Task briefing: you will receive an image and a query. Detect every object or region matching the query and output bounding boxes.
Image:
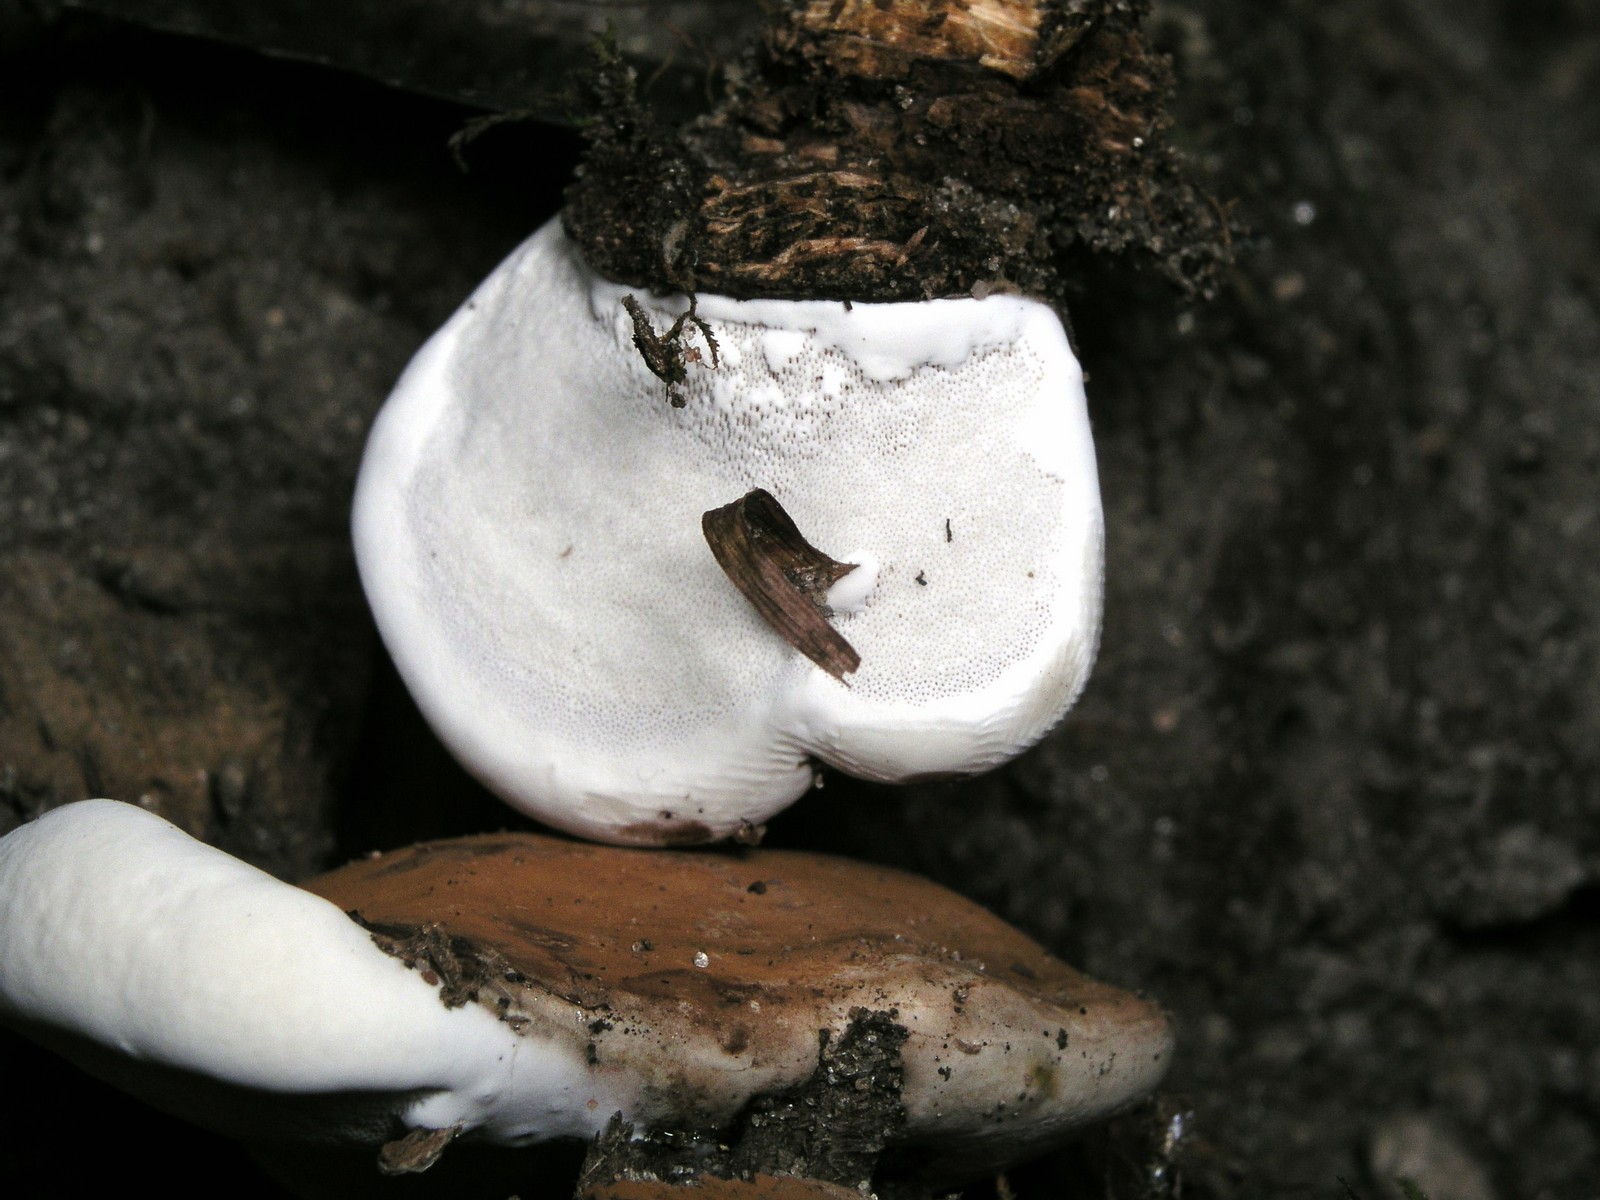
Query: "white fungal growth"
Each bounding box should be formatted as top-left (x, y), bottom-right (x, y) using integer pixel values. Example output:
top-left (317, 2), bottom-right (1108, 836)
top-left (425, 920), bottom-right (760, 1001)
top-left (353, 218), bottom-right (1103, 844)
top-left (0, 800), bottom-right (617, 1146)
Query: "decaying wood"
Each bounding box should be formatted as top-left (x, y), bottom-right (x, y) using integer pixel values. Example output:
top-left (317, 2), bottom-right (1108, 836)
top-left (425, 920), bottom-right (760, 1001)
top-left (565, 0), bottom-right (1237, 307)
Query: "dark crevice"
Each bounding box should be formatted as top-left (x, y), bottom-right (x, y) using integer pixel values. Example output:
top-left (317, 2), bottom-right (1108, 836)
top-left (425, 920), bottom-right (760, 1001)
top-left (1438, 882), bottom-right (1600, 949)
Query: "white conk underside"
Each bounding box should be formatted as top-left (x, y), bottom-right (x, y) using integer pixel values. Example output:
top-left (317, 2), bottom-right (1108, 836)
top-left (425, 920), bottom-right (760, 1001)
top-left (0, 802), bottom-right (605, 1146)
top-left (354, 219), bottom-right (1103, 844)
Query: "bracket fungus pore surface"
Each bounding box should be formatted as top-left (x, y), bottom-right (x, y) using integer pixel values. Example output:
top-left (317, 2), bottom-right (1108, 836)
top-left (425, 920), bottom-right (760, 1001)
top-left (0, 801), bottom-right (1172, 1185)
top-left (352, 218), bottom-right (1103, 845)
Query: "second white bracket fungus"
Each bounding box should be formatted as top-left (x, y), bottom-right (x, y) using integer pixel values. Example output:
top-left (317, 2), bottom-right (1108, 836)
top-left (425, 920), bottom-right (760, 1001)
top-left (0, 802), bottom-right (588, 1150)
top-left (354, 218), bottom-right (1103, 845)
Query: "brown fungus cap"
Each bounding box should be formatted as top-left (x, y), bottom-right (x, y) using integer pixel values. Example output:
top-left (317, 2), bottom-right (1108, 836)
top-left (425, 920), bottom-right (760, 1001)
top-left (563, 0), bottom-right (1235, 306)
top-left (307, 832), bottom-right (1171, 1179)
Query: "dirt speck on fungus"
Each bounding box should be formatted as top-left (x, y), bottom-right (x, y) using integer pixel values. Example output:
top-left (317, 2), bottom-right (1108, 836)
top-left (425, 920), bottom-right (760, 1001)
top-left (578, 1008), bottom-right (910, 1194)
top-left (728, 1009), bottom-right (908, 1184)
top-left (347, 912), bottom-right (503, 1010)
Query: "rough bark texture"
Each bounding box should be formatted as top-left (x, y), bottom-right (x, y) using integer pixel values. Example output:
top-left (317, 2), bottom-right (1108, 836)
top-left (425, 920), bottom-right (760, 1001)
top-left (2, 2), bottom-right (1599, 1199)
top-left (564, 0), bottom-right (1234, 306)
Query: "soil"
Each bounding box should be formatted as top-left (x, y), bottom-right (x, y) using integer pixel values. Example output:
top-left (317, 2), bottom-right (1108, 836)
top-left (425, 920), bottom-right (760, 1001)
top-left (577, 1010), bottom-right (908, 1192)
top-left (2, 2), bottom-right (1598, 1199)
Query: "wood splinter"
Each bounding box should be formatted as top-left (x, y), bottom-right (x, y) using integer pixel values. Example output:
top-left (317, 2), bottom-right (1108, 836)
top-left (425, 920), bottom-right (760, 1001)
top-left (702, 489), bottom-right (861, 680)
top-left (377, 1123), bottom-right (462, 1176)
top-left (621, 294), bottom-right (720, 407)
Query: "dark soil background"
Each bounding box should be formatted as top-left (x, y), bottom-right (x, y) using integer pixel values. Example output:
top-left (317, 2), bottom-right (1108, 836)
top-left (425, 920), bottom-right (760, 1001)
top-left (2, 1), bottom-right (1597, 1197)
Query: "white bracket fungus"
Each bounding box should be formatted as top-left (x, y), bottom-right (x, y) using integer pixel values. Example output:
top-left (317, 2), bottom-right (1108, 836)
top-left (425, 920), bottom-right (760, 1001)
top-left (0, 801), bottom-right (1169, 1181)
top-left (0, 801), bottom-right (599, 1150)
top-left (353, 217), bottom-right (1103, 844)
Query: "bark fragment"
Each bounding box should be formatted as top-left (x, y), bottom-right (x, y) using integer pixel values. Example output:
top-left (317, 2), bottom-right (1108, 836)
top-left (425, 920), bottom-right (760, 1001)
top-left (702, 489), bottom-right (860, 681)
top-left (565, 0), bottom-right (1236, 307)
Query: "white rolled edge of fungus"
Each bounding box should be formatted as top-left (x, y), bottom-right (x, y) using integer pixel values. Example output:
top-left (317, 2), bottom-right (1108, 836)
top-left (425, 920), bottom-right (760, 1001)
top-left (0, 800), bottom-right (624, 1147)
top-left (353, 217), bottom-right (1104, 844)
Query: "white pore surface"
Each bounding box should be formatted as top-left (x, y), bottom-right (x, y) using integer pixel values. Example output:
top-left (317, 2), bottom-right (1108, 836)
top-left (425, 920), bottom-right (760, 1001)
top-left (354, 218), bottom-right (1103, 843)
top-left (0, 801), bottom-right (625, 1145)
